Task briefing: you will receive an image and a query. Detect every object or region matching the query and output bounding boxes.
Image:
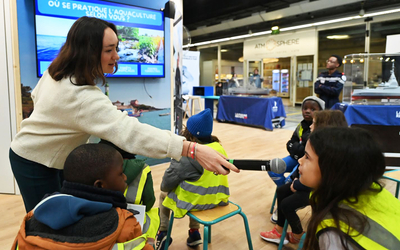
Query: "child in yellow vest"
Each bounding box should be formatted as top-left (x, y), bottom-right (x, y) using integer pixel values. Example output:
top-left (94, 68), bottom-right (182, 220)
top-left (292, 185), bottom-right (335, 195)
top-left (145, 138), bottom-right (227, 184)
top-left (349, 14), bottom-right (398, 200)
top-left (301, 127), bottom-right (400, 249)
top-left (156, 109), bottom-right (230, 250)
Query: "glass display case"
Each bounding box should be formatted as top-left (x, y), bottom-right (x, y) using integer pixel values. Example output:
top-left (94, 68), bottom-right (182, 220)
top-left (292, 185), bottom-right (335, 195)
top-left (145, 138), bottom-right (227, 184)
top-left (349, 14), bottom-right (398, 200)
top-left (342, 53), bottom-right (400, 105)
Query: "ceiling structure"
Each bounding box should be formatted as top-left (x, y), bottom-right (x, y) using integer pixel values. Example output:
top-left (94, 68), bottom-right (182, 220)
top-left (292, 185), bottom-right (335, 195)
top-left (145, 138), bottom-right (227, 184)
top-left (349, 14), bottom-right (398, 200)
top-left (182, 0), bottom-right (400, 45)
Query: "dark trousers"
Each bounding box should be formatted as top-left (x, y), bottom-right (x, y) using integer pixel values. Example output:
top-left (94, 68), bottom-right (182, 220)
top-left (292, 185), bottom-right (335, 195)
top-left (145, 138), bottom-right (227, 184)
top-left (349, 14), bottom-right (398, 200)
top-left (9, 148), bottom-right (63, 213)
top-left (276, 183), bottom-right (310, 234)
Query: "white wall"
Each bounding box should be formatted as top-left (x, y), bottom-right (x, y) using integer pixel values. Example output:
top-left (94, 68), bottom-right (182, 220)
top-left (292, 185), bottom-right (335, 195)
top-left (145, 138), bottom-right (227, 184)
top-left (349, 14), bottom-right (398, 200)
top-left (0, 0), bottom-right (16, 194)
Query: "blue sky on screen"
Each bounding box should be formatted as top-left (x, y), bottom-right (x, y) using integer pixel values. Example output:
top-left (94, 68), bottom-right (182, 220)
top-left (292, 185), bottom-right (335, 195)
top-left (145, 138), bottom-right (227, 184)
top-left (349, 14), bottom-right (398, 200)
top-left (36, 16), bottom-right (74, 37)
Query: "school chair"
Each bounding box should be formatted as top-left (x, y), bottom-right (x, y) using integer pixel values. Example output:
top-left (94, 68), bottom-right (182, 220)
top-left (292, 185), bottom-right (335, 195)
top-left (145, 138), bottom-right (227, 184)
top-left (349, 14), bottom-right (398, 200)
top-left (382, 169), bottom-right (400, 198)
top-left (164, 201), bottom-right (253, 250)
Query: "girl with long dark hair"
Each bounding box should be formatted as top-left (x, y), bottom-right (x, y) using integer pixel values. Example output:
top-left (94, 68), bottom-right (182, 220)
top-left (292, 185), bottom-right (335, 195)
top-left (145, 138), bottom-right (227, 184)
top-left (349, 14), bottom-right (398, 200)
top-left (300, 127), bottom-right (400, 249)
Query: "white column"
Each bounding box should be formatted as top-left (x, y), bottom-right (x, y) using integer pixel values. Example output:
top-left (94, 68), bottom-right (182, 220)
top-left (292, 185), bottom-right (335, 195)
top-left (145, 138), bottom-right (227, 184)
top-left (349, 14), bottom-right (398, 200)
top-left (0, 0), bottom-right (19, 194)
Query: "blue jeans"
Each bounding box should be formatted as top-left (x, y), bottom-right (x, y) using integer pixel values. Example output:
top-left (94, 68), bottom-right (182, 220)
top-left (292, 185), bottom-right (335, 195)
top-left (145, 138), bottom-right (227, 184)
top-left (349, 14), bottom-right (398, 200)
top-left (267, 155), bottom-right (298, 187)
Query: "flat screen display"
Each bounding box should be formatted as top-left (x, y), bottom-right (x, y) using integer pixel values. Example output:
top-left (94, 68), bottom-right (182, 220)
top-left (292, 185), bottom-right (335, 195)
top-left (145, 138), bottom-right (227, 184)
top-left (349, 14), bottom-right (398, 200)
top-left (34, 0), bottom-right (165, 77)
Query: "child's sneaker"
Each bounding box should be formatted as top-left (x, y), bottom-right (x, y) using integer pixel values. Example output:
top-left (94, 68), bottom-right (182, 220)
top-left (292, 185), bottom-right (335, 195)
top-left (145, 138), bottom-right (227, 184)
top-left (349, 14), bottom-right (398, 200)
top-left (270, 209), bottom-right (278, 224)
top-left (260, 227), bottom-right (288, 245)
top-left (186, 229), bottom-right (202, 247)
top-left (155, 231), bottom-right (172, 250)
top-left (286, 231), bottom-right (304, 244)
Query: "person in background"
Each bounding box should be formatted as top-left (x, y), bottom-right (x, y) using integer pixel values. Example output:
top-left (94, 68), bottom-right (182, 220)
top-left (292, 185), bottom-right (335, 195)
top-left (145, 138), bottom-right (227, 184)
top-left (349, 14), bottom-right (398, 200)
top-left (9, 16), bottom-right (238, 213)
top-left (229, 73), bottom-right (240, 88)
top-left (301, 127), bottom-right (400, 249)
top-left (250, 69), bottom-right (262, 88)
top-left (261, 110), bottom-right (348, 246)
top-left (268, 96), bottom-right (325, 191)
top-left (314, 55), bottom-right (345, 109)
top-left (156, 109), bottom-right (230, 250)
top-left (13, 143), bottom-right (153, 250)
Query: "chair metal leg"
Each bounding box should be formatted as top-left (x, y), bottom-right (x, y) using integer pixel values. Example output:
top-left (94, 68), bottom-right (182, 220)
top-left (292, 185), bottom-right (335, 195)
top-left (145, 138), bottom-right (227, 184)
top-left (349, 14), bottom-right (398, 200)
top-left (239, 211), bottom-right (254, 250)
top-left (203, 225), bottom-right (209, 250)
top-left (165, 211), bottom-right (174, 250)
top-left (208, 225), bottom-right (211, 243)
top-left (278, 220), bottom-right (289, 250)
top-left (396, 182), bottom-right (399, 198)
top-left (270, 189), bottom-right (277, 214)
top-left (297, 232), bottom-right (306, 250)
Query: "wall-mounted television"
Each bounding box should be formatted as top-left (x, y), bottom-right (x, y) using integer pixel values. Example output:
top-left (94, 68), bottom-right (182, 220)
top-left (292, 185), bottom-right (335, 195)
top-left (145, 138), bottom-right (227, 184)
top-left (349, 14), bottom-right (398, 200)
top-left (34, 0), bottom-right (165, 77)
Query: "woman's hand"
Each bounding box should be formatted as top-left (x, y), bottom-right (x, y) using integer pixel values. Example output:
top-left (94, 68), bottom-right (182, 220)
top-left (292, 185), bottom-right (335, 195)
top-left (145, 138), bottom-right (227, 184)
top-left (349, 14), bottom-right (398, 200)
top-left (194, 143), bottom-right (239, 175)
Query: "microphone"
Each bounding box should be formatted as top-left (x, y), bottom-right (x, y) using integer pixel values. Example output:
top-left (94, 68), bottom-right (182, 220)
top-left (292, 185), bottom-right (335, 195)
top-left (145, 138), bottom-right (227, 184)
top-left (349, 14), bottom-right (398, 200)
top-left (227, 158), bottom-right (286, 174)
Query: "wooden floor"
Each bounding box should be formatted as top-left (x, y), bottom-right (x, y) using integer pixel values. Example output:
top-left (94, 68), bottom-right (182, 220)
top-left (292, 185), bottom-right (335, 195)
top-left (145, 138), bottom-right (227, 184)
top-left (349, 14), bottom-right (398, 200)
top-left (1, 119), bottom-right (397, 250)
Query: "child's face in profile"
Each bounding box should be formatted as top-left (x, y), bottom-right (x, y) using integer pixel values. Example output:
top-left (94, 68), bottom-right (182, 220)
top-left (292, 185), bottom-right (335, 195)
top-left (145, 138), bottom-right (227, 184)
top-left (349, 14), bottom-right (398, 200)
top-left (298, 141), bottom-right (321, 189)
top-left (99, 152), bottom-right (127, 193)
top-left (302, 101), bottom-right (321, 122)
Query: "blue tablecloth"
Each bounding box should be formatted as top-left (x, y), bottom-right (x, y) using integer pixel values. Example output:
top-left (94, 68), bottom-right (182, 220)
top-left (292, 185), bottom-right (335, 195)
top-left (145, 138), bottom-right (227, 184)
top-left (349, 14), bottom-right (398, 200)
top-left (332, 103), bottom-right (400, 126)
top-left (217, 96), bottom-right (286, 130)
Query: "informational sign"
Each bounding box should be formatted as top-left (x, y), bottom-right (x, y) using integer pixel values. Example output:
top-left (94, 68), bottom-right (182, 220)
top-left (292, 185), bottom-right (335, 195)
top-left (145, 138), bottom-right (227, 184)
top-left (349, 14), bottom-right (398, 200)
top-left (182, 51), bottom-right (200, 96)
top-left (386, 34), bottom-right (400, 53)
top-left (244, 30), bottom-right (316, 59)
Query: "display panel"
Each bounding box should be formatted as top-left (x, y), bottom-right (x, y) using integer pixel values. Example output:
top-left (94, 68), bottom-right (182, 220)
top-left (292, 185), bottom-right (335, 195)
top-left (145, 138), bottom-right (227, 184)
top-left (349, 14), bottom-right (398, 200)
top-left (34, 0), bottom-right (165, 77)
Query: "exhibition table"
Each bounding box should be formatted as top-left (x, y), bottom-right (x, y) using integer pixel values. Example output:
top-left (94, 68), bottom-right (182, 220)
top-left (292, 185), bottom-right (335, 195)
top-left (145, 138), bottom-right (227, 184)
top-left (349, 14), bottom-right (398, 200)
top-left (332, 103), bottom-right (400, 169)
top-left (217, 96), bottom-right (286, 130)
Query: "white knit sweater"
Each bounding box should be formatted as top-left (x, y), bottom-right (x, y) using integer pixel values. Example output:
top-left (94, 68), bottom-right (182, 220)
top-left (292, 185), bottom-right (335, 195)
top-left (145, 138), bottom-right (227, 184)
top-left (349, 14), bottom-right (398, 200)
top-left (11, 71), bottom-right (184, 169)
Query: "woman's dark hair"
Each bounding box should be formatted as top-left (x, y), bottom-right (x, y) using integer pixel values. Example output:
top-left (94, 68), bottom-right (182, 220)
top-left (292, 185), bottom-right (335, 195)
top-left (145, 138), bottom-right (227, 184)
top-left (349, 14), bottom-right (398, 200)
top-left (181, 125), bottom-right (220, 144)
top-left (48, 16), bottom-right (118, 86)
top-left (313, 110), bottom-right (348, 131)
top-left (64, 143), bottom-right (122, 186)
top-left (304, 127), bottom-right (385, 249)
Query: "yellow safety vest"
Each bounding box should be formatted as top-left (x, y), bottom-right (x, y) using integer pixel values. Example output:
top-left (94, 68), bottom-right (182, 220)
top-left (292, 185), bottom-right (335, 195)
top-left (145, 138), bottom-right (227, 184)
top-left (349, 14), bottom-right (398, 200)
top-left (316, 184), bottom-right (400, 249)
top-left (124, 165), bottom-right (160, 239)
top-left (162, 142), bottom-right (230, 218)
top-left (111, 235), bottom-right (148, 250)
top-left (296, 123), bottom-right (303, 139)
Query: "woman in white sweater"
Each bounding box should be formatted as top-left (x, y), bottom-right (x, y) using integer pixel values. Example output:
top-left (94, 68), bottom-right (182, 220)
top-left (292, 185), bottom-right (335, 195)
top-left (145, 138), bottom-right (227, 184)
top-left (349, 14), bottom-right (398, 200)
top-left (10, 16), bottom-right (238, 213)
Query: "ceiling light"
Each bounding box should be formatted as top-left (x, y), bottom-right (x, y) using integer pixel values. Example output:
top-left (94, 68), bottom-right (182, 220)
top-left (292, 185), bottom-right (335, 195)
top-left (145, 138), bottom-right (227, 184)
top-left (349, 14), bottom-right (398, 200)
top-left (360, 59), bottom-right (364, 63)
top-left (327, 35), bottom-right (350, 39)
top-left (263, 58), bottom-right (279, 63)
top-left (238, 57), bottom-right (244, 62)
top-left (271, 26), bottom-right (280, 35)
top-left (359, 1), bottom-right (365, 17)
top-left (221, 49), bottom-right (228, 52)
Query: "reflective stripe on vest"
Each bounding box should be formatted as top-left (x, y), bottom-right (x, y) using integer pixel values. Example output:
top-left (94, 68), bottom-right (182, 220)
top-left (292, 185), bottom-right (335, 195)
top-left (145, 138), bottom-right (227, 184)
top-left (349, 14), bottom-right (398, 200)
top-left (123, 165), bottom-right (159, 238)
top-left (142, 207), bottom-right (160, 239)
top-left (316, 186), bottom-right (400, 249)
top-left (111, 234), bottom-right (147, 250)
top-left (163, 142), bottom-right (230, 218)
top-left (317, 76), bottom-right (345, 84)
top-left (124, 165), bottom-right (151, 205)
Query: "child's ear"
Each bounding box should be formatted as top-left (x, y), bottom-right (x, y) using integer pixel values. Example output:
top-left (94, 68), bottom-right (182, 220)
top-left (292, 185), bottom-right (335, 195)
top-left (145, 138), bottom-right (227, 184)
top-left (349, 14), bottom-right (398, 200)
top-left (94, 180), bottom-right (103, 188)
